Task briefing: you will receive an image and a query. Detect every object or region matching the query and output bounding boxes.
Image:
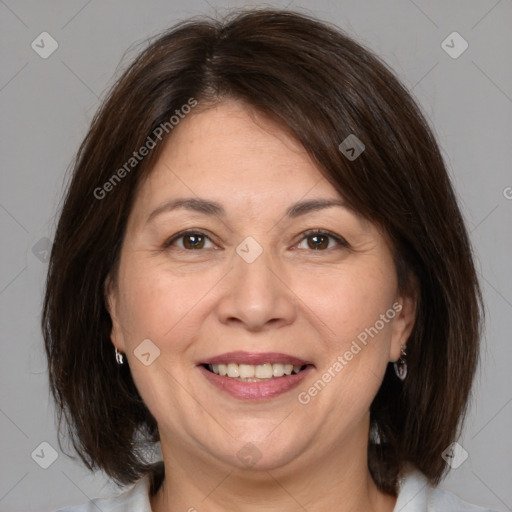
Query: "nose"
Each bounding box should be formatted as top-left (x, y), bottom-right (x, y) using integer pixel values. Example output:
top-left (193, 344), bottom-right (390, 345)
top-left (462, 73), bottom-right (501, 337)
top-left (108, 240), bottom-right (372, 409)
top-left (215, 246), bottom-right (297, 332)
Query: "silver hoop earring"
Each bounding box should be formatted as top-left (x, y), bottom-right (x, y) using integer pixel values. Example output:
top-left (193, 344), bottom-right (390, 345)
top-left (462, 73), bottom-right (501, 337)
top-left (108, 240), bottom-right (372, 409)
top-left (115, 348), bottom-right (124, 365)
top-left (393, 345), bottom-right (407, 381)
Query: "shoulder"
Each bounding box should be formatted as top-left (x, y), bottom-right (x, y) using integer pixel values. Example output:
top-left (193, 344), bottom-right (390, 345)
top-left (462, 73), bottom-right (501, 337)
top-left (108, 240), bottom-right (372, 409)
top-left (394, 466), bottom-right (500, 512)
top-left (54, 473), bottom-right (152, 512)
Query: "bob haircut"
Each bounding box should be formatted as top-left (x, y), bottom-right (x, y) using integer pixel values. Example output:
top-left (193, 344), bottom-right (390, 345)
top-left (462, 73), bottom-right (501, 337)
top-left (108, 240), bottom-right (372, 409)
top-left (42, 8), bottom-right (483, 496)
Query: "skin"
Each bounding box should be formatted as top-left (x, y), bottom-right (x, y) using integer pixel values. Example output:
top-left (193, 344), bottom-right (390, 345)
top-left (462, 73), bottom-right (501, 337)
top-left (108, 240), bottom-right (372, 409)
top-left (106, 99), bottom-right (417, 512)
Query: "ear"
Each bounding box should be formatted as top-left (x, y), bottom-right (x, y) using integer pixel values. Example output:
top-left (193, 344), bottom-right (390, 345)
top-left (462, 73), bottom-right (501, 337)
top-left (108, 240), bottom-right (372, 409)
top-left (104, 274), bottom-right (126, 353)
top-left (389, 276), bottom-right (418, 362)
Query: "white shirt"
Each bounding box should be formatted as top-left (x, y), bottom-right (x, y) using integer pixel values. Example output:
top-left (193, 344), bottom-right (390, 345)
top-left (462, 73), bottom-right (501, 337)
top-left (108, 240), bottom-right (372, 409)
top-left (55, 467), bottom-right (498, 511)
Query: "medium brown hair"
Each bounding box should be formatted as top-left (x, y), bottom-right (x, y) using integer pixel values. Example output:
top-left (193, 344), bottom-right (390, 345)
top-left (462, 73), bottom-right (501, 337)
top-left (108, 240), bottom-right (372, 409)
top-left (42, 8), bottom-right (483, 495)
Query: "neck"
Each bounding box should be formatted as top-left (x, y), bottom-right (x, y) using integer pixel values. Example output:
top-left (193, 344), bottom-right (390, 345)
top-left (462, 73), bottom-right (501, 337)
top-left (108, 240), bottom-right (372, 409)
top-left (151, 427), bottom-right (396, 512)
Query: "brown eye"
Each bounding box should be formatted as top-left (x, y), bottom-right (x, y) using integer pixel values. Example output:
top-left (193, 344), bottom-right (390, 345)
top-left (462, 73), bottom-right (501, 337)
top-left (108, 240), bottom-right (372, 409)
top-left (165, 231), bottom-right (215, 250)
top-left (306, 233), bottom-right (330, 250)
top-left (296, 230), bottom-right (348, 251)
top-left (182, 233), bottom-right (205, 249)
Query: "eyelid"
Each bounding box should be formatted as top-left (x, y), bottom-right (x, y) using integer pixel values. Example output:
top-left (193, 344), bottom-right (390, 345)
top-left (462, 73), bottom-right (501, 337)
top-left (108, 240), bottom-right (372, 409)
top-left (163, 229), bottom-right (218, 249)
top-left (294, 229), bottom-right (350, 250)
top-left (163, 228), bottom-right (349, 251)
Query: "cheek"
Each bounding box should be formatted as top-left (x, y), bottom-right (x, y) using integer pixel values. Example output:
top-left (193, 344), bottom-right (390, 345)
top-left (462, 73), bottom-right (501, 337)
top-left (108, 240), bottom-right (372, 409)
top-left (298, 272), bottom-right (398, 431)
top-left (117, 259), bottom-right (213, 343)
top-left (292, 260), bottom-right (398, 419)
top-left (115, 262), bottom-right (209, 427)
top-left (296, 262), bottom-right (397, 345)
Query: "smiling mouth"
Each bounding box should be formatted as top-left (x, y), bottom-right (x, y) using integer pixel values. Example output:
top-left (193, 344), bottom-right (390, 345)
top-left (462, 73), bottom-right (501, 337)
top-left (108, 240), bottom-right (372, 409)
top-left (199, 353), bottom-right (313, 400)
top-left (203, 362), bottom-right (309, 381)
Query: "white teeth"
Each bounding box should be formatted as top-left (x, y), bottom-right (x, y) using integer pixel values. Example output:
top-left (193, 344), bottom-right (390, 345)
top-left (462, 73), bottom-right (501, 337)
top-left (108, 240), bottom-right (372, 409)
top-left (255, 363), bottom-right (273, 379)
top-left (207, 362), bottom-right (305, 379)
top-left (239, 364), bottom-right (255, 379)
top-left (227, 363), bottom-right (240, 378)
top-left (273, 363), bottom-right (284, 377)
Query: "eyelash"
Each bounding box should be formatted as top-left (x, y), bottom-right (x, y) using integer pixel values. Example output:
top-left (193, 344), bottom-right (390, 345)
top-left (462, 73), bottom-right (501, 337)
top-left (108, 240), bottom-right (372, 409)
top-left (297, 229), bottom-right (350, 250)
top-left (163, 229), bottom-right (349, 252)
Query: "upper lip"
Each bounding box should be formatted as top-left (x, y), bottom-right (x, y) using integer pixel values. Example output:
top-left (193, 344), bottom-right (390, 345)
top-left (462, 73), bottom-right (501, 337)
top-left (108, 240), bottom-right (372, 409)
top-left (200, 351), bottom-right (312, 367)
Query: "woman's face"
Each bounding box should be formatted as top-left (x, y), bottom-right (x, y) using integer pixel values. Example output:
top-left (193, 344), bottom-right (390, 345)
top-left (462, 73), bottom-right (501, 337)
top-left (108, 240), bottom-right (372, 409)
top-left (107, 99), bottom-right (415, 475)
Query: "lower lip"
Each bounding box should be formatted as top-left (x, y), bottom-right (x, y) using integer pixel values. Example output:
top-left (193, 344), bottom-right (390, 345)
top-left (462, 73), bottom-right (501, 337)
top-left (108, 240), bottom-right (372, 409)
top-left (198, 365), bottom-right (313, 401)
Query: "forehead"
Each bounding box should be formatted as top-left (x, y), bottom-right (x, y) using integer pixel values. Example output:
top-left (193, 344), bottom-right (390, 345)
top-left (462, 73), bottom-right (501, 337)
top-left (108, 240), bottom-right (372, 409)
top-left (130, 100), bottom-right (342, 219)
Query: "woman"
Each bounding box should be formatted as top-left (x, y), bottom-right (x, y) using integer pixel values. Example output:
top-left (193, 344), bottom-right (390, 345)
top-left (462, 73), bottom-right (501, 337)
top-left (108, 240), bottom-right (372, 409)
top-left (43, 8), bottom-right (495, 512)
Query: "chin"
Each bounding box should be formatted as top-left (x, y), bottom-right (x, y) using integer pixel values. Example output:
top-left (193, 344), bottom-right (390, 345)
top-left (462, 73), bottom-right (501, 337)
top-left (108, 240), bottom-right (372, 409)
top-left (208, 431), bottom-right (310, 473)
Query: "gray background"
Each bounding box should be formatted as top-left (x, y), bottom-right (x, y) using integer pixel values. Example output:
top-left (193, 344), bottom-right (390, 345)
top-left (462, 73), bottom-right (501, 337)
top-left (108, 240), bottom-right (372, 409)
top-left (0, 0), bottom-right (511, 510)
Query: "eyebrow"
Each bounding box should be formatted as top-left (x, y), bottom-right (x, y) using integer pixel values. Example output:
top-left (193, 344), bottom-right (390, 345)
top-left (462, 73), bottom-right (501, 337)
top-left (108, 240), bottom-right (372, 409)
top-left (145, 197), bottom-right (347, 225)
